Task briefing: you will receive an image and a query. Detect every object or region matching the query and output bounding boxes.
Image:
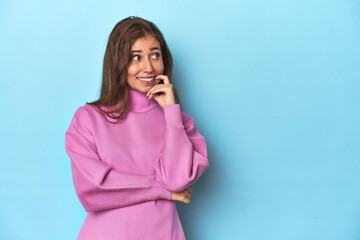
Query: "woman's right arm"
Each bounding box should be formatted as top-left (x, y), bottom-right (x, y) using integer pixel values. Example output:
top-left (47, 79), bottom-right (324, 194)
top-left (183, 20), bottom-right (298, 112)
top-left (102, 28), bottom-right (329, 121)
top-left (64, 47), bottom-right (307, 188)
top-left (65, 107), bottom-right (171, 212)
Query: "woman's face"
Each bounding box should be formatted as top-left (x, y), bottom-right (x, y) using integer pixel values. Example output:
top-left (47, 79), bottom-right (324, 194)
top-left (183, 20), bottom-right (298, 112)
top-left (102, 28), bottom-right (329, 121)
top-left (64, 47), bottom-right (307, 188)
top-left (126, 34), bottom-right (164, 93)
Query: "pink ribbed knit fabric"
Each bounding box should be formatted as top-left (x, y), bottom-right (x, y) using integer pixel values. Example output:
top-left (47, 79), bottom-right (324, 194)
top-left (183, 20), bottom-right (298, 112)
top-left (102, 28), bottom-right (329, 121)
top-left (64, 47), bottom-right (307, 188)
top-left (65, 90), bottom-right (209, 239)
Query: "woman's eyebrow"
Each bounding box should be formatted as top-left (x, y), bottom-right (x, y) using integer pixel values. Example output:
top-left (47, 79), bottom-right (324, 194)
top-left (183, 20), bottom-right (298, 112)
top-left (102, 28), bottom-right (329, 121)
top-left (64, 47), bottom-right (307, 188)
top-left (150, 47), bottom-right (160, 51)
top-left (130, 47), bottom-right (160, 53)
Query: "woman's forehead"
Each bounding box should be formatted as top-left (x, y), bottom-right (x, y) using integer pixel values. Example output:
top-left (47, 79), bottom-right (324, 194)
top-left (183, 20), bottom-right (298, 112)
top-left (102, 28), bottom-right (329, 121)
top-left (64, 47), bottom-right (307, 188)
top-left (131, 35), bottom-right (160, 51)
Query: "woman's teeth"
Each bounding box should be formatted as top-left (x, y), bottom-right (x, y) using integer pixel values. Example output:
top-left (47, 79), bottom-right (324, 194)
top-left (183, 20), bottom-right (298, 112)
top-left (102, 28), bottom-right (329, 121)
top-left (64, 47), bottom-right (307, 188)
top-left (137, 77), bottom-right (154, 82)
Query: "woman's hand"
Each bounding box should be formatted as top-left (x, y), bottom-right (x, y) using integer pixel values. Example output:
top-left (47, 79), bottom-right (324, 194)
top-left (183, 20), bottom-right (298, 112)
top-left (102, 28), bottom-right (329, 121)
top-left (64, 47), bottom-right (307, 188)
top-left (146, 75), bottom-right (176, 108)
top-left (171, 185), bottom-right (192, 204)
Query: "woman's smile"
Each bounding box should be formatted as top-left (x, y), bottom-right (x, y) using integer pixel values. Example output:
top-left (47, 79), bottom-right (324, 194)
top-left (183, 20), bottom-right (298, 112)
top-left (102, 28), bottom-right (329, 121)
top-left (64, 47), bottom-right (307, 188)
top-left (136, 76), bottom-right (156, 84)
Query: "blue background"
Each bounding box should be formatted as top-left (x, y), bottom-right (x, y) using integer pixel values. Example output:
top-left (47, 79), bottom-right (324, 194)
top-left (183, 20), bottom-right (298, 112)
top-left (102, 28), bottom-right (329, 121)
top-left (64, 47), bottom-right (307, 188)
top-left (1, 0), bottom-right (359, 239)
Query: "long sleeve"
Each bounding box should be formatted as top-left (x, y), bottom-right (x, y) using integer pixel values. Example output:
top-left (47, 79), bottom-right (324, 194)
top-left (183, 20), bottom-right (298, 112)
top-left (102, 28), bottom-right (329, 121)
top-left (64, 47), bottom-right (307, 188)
top-left (65, 107), bottom-right (171, 212)
top-left (152, 104), bottom-right (209, 192)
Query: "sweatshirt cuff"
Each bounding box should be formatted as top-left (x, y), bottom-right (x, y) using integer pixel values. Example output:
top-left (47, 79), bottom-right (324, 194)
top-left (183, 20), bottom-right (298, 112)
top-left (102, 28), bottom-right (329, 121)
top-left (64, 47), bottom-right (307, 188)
top-left (163, 104), bottom-right (183, 127)
top-left (148, 176), bottom-right (172, 200)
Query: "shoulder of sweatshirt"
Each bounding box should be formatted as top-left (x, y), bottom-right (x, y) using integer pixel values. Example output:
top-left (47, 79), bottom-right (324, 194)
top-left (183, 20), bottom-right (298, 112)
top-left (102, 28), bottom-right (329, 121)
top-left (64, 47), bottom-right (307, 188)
top-left (180, 111), bottom-right (195, 127)
top-left (64, 105), bottom-right (94, 141)
top-left (70, 104), bottom-right (92, 120)
top-left (80, 104), bottom-right (99, 115)
top-left (74, 104), bottom-right (108, 121)
top-left (68, 104), bottom-right (98, 130)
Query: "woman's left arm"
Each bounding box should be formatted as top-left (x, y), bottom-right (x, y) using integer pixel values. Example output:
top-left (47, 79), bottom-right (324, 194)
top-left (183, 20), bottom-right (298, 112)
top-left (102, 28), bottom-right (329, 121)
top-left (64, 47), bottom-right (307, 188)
top-left (152, 104), bottom-right (209, 192)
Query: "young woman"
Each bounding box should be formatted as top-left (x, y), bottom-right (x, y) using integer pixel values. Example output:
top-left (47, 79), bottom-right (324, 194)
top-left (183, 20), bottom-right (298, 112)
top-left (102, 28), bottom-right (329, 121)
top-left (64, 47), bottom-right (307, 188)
top-left (65, 16), bottom-right (209, 239)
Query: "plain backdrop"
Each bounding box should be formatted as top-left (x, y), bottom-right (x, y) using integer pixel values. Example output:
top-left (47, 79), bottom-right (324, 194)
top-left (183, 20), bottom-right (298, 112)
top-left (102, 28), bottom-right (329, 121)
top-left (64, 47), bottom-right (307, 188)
top-left (1, 0), bottom-right (359, 239)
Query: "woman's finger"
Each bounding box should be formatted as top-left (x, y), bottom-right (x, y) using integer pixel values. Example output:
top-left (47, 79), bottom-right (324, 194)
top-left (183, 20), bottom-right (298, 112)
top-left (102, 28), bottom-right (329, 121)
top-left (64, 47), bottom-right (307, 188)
top-left (147, 86), bottom-right (172, 99)
top-left (155, 75), bottom-right (170, 84)
top-left (146, 85), bottom-right (171, 97)
top-left (148, 85), bottom-right (171, 94)
top-left (146, 85), bottom-right (159, 97)
top-left (146, 84), bottom-right (162, 96)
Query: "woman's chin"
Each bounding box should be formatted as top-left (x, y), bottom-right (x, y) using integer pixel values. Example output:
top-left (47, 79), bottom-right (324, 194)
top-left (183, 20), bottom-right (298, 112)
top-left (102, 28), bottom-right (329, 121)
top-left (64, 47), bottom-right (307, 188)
top-left (128, 80), bottom-right (160, 93)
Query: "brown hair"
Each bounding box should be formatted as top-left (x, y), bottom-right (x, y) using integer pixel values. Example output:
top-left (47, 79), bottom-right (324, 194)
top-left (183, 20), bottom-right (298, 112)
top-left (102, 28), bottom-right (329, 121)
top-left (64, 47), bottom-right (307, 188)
top-left (87, 16), bottom-right (180, 123)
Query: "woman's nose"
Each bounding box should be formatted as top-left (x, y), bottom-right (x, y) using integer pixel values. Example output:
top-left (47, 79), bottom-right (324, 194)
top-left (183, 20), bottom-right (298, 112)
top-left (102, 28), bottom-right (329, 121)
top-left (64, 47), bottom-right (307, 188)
top-left (141, 58), bottom-right (154, 73)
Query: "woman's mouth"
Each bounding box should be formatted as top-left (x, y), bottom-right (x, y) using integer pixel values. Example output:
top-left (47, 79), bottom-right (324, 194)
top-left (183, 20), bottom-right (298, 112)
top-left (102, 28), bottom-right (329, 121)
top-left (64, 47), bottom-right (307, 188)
top-left (136, 77), bottom-right (155, 85)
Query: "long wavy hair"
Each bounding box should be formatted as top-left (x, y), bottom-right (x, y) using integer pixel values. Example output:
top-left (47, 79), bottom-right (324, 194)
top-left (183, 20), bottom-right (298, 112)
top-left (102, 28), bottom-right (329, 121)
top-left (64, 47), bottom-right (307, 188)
top-left (87, 16), bottom-right (180, 123)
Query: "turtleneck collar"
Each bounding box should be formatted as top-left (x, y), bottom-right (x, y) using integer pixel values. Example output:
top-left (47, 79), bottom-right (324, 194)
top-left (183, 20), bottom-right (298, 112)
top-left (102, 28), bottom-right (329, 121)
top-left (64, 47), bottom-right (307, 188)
top-left (128, 90), bottom-right (158, 112)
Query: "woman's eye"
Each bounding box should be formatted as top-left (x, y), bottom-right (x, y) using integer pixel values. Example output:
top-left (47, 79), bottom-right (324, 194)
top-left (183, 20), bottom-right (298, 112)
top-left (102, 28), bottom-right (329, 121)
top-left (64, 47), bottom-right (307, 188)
top-left (132, 55), bottom-right (140, 61)
top-left (151, 53), bottom-right (160, 59)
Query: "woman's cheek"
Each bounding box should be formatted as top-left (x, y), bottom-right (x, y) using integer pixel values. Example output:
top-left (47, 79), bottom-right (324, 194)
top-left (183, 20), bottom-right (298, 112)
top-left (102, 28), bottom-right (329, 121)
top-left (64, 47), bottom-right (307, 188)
top-left (154, 61), bottom-right (164, 74)
top-left (127, 65), bottom-right (138, 76)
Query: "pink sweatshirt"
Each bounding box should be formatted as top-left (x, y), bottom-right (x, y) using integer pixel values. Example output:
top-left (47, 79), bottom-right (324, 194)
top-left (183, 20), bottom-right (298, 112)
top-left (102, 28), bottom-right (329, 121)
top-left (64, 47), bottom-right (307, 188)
top-left (65, 90), bottom-right (209, 239)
